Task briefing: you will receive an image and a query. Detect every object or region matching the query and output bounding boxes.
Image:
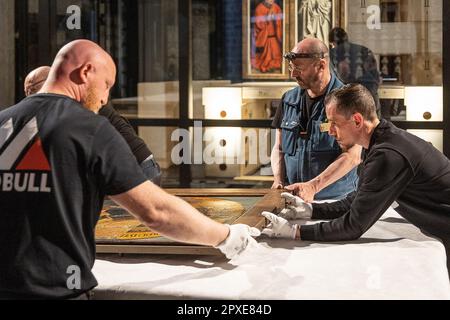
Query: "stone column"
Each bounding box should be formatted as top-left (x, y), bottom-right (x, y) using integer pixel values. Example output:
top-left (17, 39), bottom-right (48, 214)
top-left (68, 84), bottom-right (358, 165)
top-left (0, 0), bottom-right (15, 109)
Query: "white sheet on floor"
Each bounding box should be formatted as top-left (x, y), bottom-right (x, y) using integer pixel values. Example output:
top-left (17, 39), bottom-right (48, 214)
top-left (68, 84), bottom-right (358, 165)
top-left (92, 207), bottom-right (450, 300)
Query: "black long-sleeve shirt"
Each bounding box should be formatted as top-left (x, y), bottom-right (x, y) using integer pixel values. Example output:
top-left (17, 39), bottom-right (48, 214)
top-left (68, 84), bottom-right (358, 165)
top-left (99, 104), bottom-right (152, 164)
top-left (300, 120), bottom-right (450, 243)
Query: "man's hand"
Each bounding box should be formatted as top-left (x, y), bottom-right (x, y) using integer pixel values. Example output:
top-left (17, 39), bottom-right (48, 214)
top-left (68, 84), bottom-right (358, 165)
top-left (261, 212), bottom-right (298, 239)
top-left (285, 182), bottom-right (318, 203)
top-left (271, 180), bottom-right (284, 189)
top-left (215, 224), bottom-right (261, 259)
top-left (279, 192), bottom-right (313, 220)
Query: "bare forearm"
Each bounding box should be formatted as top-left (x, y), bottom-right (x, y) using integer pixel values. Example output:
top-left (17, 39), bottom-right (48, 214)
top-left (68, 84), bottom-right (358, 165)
top-left (111, 182), bottom-right (229, 247)
top-left (148, 194), bottom-right (229, 246)
top-left (271, 146), bottom-right (285, 182)
top-left (310, 152), bottom-right (359, 192)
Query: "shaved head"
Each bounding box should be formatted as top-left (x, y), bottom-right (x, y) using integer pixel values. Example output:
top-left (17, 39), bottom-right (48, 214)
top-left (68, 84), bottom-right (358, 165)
top-left (41, 39), bottom-right (116, 113)
top-left (50, 40), bottom-right (116, 79)
top-left (24, 66), bottom-right (51, 96)
top-left (292, 38), bottom-right (329, 61)
top-left (288, 38), bottom-right (331, 96)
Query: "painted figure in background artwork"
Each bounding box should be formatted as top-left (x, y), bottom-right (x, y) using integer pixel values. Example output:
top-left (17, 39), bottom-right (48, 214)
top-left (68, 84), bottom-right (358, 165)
top-left (252, 0), bottom-right (283, 73)
top-left (300, 0), bottom-right (332, 46)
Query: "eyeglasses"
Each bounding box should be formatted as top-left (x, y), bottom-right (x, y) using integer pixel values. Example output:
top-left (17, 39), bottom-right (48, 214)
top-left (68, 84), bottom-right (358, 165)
top-left (283, 52), bottom-right (328, 61)
top-left (288, 63), bottom-right (306, 73)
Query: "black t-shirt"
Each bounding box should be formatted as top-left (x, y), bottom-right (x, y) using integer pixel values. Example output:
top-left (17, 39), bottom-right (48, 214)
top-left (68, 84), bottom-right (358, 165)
top-left (272, 91), bottom-right (324, 130)
top-left (0, 94), bottom-right (147, 299)
top-left (99, 104), bottom-right (152, 164)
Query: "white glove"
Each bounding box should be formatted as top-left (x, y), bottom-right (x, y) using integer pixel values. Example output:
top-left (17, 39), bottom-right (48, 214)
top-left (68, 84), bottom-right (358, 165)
top-left (279, 192), bottom-right (313, 220)
top-left (261, 212), bottom-right (298, 239)
top-left (215, 224), bottom-right (261, 259)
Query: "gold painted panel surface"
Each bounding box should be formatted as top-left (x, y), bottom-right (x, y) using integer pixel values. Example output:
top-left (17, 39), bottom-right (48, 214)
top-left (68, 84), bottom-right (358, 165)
top-left (96, 196), bottom-right (259, 243)
top-left (95, 189), bottom-right (284, 255)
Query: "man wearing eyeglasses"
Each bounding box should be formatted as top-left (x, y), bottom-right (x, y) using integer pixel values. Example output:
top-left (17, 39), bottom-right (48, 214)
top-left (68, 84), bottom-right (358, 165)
top-left (271, 38), bottom-right (361, 202)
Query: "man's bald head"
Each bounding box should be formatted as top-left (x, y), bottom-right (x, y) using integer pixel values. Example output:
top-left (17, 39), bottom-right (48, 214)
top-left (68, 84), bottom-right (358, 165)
top-left (50, 40), bottom-right (116, 78)
top-left (41, 39), bottom-right (116, 113)
top-left (287, 38), bottom-right (331, 95)
top-left (292, 38), bottom-right (330, 62)
top-left (24, 66), bottom-right (51, 96)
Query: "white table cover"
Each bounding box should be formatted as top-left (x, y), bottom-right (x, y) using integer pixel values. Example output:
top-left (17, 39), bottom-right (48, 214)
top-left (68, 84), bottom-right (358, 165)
top-left (92, 207), bottom-right (450, 300)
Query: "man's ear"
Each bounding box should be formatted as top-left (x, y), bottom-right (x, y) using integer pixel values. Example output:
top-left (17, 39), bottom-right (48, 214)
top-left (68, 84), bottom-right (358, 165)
top-left (353, 113), bottom-right (364, 128)
top-left (318, 59), bottom-right (326, 71)
top-left (79, 63), bottom-right (94, 84)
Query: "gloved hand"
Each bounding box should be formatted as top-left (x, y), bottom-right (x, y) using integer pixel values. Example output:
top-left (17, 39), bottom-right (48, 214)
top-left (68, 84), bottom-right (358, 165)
top-left (279, 192), bottom-right (313, 220)
top-left (215, 224), bottom-right (261, 259)
top-left (261, 212), bottom-right (298, 239)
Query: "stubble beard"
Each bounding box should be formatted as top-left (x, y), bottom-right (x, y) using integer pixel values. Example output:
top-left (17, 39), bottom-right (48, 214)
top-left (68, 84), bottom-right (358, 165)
top-left (83, 86), bottom-right (101, 114)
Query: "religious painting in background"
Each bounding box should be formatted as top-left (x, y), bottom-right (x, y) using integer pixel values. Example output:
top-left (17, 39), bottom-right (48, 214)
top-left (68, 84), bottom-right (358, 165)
top-left (296, 0), bottom-right (334, 47)
top-left (243, 0), bottom-right (290, 79)
top-left (251, 0), bottom-right (283, 73)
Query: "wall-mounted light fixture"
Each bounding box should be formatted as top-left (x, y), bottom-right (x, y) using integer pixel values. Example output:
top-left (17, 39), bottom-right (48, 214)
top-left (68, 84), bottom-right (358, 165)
top-left (405, 86), bottom-right (443, 122)
top-left (405, 86), bottom-right (443, 153)
top-left (202, 87), bottom-right (243, 175)
top-left (203, 88), bottom-right (242, 120)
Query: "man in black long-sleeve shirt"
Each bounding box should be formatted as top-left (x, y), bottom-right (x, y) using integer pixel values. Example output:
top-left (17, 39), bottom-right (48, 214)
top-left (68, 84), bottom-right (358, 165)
top-left (98, 104), bottom-right (161, 186)
top-left (262, 84), bottom-right (450, 274)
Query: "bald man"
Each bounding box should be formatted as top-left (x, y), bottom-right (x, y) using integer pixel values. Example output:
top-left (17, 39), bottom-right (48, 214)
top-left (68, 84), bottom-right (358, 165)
top-left (271, 38), bottom-right (361, 202)
top-left (0, 40), bottom-right (259, 299)
top-left (24, 66), bottom-right (51, 96)
top-left (24, 66), bottom-right (162, 186)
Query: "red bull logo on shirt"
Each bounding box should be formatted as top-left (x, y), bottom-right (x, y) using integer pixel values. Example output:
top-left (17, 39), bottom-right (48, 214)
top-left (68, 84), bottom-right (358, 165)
top-left (0, 117), bottom-right (52, 193)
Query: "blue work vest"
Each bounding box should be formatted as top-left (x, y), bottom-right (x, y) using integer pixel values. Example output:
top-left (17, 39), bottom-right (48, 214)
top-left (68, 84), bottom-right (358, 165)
top-left (280, 74), bottom-right (358, 200)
